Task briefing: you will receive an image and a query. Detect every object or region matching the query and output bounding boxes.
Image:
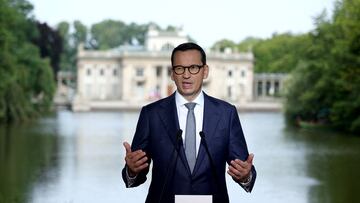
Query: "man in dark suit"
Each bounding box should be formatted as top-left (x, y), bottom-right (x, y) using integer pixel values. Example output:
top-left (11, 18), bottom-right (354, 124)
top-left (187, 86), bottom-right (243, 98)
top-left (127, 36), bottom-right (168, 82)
top-left (122, 42), bottom-right (256, 203)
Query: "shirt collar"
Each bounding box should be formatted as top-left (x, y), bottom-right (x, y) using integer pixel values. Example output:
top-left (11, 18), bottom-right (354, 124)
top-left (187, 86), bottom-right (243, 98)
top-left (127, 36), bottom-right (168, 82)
top-left (175, 91), bottom-right (204, 107)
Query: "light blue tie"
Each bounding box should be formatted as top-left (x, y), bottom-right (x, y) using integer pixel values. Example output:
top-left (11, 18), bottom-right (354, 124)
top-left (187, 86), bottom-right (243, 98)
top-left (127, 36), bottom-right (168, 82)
top-left (185, 102), bottom-right (196, 173)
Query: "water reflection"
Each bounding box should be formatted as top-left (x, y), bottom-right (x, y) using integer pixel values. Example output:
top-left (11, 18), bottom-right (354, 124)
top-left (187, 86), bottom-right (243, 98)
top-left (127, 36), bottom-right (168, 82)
top-left (31, 111), bottom-right (144, 203)
top-left (0, 120), bottom-right (58, 203)
top-left (286, 128), bottom-right (360, 203)
top-left (0, 110), bottom-right (359, 203)
top-left (230, 113), bottom-right (317, 203)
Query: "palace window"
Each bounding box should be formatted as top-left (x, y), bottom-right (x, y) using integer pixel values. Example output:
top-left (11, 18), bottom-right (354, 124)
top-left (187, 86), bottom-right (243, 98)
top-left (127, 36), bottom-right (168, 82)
top-left (227, 86), bottom-right (232, 98)
top-left (274, 81), bottom-right (280, 95)
top-left (161, 43), bottom-right (174, 51)
top-left (257, 81), bottom-right (263, 96)
top-left (156, 66), bottom-right (162, 77)
top-left (136, 68), bottom-right (144, 76)
top-left (266, 81), bottom-right (271, 96)
top-left (241, 70), bottom-right (246, 77)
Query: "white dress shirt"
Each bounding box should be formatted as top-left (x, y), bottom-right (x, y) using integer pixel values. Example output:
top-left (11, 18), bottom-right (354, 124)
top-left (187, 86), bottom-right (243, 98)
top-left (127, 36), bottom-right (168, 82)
top-left (175, 91), bottom-right (204, 157)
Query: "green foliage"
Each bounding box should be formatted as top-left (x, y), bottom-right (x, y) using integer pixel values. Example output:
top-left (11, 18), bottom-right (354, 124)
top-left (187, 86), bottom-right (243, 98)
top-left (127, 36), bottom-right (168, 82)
top-left (0, 0), bottom-right (55, 123)
top-left (212, 34), bottom-right (309, 73)
top-left (285, 0), bottom-right (360, 135)
top-left (236, 37), bottom-right (261, 52)
top-left (33, 22), bottom-right (63, 75)
top-left (90, 19), bottom-right (149, 49)
top-left (57, 21), bottom-right (73, 71)
top-left (57, 20), bottom-right (151, 71)
top-left (212, 37), bottom-right (262, 53)
top-left (253, 33), bottom-right (311, 73)
top-left (122, 22), bottom-right (148, 45)
top-left (211, 39), bottom-right (237, 52)
top-left (57, 21), bottom-right (83, 72)
top-left (73, 20), bottom-right (87, 44)
top-left (56, 21), bottom-right (70, 41)
top-left (90, 19), bottom-right (126, 49)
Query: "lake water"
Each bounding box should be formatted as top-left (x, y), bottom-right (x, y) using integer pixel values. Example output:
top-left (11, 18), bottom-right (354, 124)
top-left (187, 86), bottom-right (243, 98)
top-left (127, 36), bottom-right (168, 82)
top-left (1, 110), bottom-right (360, 203)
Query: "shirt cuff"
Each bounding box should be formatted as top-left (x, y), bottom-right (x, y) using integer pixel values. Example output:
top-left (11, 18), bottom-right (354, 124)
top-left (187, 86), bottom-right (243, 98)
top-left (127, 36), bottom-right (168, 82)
top-left (125, 165), bottom-right (137, 187)
top-left (239, 171), bottom-right (252, 191)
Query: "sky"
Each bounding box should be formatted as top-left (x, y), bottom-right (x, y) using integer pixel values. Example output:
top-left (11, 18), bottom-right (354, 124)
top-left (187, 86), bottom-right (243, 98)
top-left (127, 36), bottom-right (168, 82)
top-left (28, 0), bottom-right (336, 48)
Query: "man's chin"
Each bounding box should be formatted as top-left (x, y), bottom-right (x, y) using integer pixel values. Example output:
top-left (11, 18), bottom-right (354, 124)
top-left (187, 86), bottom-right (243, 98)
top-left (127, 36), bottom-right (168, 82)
top-left (178, 90), bottom-right (201, 98)
top-left (179, 89), bottom-right (194, 95)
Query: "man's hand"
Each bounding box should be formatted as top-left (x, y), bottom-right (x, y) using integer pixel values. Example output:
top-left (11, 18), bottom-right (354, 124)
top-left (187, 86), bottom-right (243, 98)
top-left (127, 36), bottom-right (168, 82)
top-left (123, 142), bottom-right (149, 177)
top-left (227, 153), bottom-right (254, 183)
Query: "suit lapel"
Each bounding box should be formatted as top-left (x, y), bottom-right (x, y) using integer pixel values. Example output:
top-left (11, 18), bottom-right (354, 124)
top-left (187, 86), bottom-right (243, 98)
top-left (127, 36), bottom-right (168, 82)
top-left (158, 93), bottom-right (179, 144)
top-left (157, 93), bottom-right (192, 175)
top-left (192, 93), bottom-right (221, 176)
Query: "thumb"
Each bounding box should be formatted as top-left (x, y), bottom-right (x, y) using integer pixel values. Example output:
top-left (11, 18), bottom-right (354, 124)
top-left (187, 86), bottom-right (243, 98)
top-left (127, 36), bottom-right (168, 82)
top-left (123, 142), bottom-right (132, 154)
top-left (247, 153), bottom-right (254, 165)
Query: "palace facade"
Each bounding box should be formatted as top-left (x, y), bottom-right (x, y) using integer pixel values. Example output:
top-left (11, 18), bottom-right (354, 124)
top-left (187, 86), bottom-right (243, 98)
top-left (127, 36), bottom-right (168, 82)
top-left (72, 26), bottom-right (284, 111)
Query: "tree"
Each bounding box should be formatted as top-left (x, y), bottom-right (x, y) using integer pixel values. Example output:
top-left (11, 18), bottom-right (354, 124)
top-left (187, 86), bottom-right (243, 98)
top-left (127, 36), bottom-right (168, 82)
top-left (237, 37), bottom-right (261, 52)
top-left (32, 22), bottom-right (63, 77)
top-left (284, 0), bottom-right (360, 134)
top-left (328, 0), bottom-right (360, 133)
top-left (57, 21), bottom-right (79, 72)
top-left (56, 21), bottom-right (70, 41)
top-left (90, 19), bottom-right (127, 49)
top-left (73, 20), bottom-right (87, 46)
top-left (211, 39), bottom-right (237, 52)
top-left (0, 0), bottom-right (55, 123)
top-left (57, 21), bottom-right (73, 71)
top-left (253, 33), bottom-right (311, 73)
top-left (123, 22), bottom-right (148, 45)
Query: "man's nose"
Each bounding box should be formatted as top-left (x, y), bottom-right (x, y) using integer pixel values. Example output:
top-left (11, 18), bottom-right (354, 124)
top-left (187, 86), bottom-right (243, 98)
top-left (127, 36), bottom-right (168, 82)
top-left (182, 68), bottom-right (191, 78)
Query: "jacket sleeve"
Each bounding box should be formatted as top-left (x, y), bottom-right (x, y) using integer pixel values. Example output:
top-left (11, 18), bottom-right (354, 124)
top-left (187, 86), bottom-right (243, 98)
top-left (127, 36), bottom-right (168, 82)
top-left (122, 107), bottom-right (151, 187)
top-left (227, 105), bottom-right (256, 192)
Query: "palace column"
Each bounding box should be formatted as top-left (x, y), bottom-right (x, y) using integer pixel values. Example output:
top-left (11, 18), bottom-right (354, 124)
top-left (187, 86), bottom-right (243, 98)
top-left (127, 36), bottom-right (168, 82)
top-left (161, 65), bottom-right (168, 98)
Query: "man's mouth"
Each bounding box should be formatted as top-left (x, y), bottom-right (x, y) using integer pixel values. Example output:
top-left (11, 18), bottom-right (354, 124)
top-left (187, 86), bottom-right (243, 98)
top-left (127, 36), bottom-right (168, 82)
top-left (182, 81), bottom-right (193, 89)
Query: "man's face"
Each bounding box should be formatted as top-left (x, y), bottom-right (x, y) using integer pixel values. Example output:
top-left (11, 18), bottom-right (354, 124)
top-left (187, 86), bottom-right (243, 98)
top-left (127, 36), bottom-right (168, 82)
top-left (171, 49), bottom-right (209, 101)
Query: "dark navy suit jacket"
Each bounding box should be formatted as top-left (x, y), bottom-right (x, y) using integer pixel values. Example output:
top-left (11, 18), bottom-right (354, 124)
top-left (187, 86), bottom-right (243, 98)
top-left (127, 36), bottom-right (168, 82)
top-left (122, 92), bottom-right (256, 203)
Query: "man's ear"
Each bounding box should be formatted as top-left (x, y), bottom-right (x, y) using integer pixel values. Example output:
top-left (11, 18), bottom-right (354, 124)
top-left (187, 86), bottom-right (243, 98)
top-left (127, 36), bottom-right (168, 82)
top-left (203, 65), bottom-right (209, 79)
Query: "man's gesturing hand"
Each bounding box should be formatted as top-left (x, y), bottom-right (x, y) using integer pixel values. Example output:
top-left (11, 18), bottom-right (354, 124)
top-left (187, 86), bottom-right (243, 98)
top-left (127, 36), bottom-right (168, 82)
top-left (227, 153), bottom-right (254, 183)
top-left (123, 142), bottom-right (149, 177)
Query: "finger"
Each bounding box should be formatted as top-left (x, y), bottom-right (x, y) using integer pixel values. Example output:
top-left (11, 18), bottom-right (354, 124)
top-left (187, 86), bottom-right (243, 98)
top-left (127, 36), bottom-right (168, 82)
top-left (123, 142), bottom-right (132, 154)
top-left (232, 160), bottom-right (248, 169)
top-left (134, 155), bottom-right (148, 167)
top-left (227, 170), bottom-right (240, 181)
top-left (125, 152), bottom-right (143, 167)
top-left (228, 165), bottom-right (251, 182)
top-left (126, 150), bottom-right (144, 160)
top-left (131, 151), bottom-right (147, 162)
top-left (247, 153), bottom-right (254, 164)
top-left (126, 152), bottom-right (147, 171)
top-left (133, 162), bottom-right (149, 173)
top-left (227, 170), bottom-right (236, 178)
top-left (228, 165), bottom-right (245, 176)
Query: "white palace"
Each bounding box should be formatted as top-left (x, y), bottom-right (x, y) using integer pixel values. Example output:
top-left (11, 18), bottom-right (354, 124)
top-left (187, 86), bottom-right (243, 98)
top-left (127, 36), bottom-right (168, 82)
top-left (70, 26), bottom-right (286, 111)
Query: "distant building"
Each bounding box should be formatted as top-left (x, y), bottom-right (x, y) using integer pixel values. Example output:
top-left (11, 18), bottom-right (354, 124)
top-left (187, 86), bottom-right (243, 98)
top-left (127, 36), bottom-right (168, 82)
top-left (253, 73), bottom-right (287, 101)
top-left (72, 26), bottom-right (282, 111)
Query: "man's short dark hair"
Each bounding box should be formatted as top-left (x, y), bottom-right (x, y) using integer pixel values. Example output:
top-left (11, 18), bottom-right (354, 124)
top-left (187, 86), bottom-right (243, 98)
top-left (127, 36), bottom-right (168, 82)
top-left (171, 42), bottom-right (207, 66)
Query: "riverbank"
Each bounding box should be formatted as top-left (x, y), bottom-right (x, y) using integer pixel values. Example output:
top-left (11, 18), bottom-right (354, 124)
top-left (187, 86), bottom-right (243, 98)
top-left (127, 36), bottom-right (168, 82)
top-left (68, 100), bottom-right (283, 112)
